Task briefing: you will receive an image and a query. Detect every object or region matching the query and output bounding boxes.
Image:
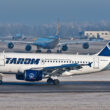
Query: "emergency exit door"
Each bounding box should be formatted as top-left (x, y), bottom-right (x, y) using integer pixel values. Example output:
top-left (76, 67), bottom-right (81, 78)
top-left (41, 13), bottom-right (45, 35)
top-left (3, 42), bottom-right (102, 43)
top-left (0, 54), bottom-right (5, 66)
top-left (93, 57), bottom-right (99, 69)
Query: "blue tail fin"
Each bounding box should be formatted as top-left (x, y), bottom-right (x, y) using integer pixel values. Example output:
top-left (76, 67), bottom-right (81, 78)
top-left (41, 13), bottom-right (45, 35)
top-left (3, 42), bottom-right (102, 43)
top-left (98, 42), bottom-right (110, 56)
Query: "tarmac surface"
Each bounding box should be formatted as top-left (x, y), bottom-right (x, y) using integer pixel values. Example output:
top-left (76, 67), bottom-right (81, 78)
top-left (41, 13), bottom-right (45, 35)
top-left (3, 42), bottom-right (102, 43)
top-left (1, 81), bottom-right (110, 93)
top-left (1, 70), bottom-right (110, 93)
top-left (1, 70), bottom-right (110, 110)
top-left (0, 93), bottom-right (110, 110)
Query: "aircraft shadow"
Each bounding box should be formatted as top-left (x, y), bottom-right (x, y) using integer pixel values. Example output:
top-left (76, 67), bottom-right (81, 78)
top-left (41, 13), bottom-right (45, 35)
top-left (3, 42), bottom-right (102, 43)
top-left (2, 81), bottom-right (110, 86)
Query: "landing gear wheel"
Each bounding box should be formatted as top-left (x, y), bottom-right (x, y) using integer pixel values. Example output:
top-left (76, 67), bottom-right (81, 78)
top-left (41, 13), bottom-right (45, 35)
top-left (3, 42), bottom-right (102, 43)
top-left (36, 50), bottom-right (42, 53)
top-left (47, 78), bottom-right (60, 85)
top-left (0, 80), bottom-right (2, 85)
top-left (47, 50), bottom-right (51, 53)
top-left (53, 79), bottom-right (60, 85)
top-left (57, 50), bottom-right (62, 53)
top-left (47, 78), bottom-right (54, 84)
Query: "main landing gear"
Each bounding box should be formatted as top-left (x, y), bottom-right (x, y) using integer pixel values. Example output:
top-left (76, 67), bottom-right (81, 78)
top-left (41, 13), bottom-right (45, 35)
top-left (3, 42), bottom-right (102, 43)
top-left (57, 50), bottom-right (62, 53)
top-left (47, 49), bottom-right (51, 53)
top-left (36, 49), bottom-right (52, 53)
top-left (36, 49), bottom-right (42, 53)
top-left (47, 78), bottom-right (60, 85)
top-left (57, 46), bottom-right (62, 53)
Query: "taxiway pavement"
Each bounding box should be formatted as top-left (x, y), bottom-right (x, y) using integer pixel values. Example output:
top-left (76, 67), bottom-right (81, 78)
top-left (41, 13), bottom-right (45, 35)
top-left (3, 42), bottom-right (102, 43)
top-left (1, 70), bottom-right (110, 93)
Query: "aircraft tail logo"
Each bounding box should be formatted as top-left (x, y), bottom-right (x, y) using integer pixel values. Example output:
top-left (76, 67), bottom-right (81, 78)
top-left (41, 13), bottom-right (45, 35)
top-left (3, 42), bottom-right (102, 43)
top-left (97, 42), bottom-right (110, 56)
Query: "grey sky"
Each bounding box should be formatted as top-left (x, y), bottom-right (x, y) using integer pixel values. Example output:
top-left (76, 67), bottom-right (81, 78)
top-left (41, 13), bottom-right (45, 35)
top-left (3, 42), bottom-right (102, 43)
top-left (0, 0), bottom-right (109, 25)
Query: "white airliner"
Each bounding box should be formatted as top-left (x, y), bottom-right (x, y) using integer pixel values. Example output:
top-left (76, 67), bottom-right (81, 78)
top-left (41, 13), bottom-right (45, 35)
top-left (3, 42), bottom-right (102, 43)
top-left (0, 42), bottom-right (110, 85)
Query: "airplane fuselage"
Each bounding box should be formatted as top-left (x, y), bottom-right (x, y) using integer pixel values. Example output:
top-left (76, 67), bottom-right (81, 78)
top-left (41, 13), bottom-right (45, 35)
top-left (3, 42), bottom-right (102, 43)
top-left (0, 53), bottom-right (109, 76)
top-left (33, 36), bottom-right (59, 49)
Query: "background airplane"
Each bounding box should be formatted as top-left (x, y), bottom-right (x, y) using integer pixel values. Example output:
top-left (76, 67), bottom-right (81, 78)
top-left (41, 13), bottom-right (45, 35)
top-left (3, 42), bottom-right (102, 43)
top-left (0, 23), bottom-right (104, 53)
top-left (1, 23), bottom-right (70, 53)
top-left (2, 35), bottom-right (103, 53)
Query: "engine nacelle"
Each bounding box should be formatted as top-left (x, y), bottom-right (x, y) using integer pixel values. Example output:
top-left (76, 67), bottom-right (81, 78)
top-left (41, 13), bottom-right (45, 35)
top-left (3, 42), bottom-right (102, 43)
top-left (82, 42), bottom-right (89, 49)
top-left (25, 44), bottom-right (32, 51)
top-left (62, 44), bottom-right (68, 51)
top-left (16, 70), bottom-right (42, 81)
top-left (8, 42), bottom-right (14, 49)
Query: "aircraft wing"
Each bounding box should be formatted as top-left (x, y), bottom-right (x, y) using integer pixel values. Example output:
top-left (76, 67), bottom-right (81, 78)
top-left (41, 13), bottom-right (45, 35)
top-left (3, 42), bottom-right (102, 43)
top-left (30, 63), bottom-right (92, 77)
top-left (0, 40), bottom-right (33, 44)
top-left (0, 38), bottom-right (54, 45)
top-left (58, 40), bottom-right (104, 46)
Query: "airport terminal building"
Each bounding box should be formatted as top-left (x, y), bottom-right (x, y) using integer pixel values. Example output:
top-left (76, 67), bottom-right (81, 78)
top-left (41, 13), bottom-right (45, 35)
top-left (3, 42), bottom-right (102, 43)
top-left (84, 31), bottom-right (110, 40)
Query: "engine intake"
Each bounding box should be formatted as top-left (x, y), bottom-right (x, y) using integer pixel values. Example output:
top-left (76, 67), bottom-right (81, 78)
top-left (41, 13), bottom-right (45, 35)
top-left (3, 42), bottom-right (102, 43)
top-left (16, 70), bottom-right (42, 81)
top-left (82, 42), bottom-right (89, 49)
top-left (8, 42), bottom-right (14, 49)
top-left (25, 44), bottom-right (32, 51)
top-left (62, 44), bottom-right (68, 51)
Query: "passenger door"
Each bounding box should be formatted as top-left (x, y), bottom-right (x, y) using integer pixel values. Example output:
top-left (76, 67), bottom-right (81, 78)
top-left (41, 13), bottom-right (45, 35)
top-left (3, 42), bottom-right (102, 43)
top-left (41, 59), bottom-right (45, 65)
top-left (0, 54), bottom-right (5, 66)
top-left (93, 57), bottom-right (99, 69)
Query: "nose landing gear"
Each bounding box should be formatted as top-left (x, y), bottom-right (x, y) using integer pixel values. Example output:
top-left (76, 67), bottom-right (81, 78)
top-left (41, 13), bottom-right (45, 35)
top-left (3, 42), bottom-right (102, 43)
top-left (0, 74), bottom-right (3, 85)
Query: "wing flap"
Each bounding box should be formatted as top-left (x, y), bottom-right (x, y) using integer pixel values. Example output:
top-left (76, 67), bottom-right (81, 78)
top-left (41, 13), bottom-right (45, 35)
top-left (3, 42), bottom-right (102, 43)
top-left (30, 62), bottom-right (92, 77)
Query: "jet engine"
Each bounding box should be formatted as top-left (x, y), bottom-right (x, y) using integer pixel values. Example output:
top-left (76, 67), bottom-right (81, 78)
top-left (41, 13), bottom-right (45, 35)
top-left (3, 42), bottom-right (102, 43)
top-left (62, 44), bottom-right (68, 51)
top-left (8, 42), bottom-right (14, 49)
top-left (82, 42), bottom-right (89, 49)
top-left (25, 44), bottom-right (32, 51)
top-left (16, 70), bottom-right (43, 81)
